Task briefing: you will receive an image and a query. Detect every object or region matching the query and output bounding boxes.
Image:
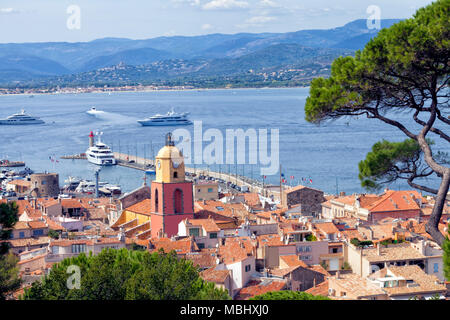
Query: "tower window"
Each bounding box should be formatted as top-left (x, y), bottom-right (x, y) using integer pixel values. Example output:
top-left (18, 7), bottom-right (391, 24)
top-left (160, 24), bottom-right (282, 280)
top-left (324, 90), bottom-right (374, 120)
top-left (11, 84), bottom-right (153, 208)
top-left (174, 172), bottom-right (178, 178)
top-left (155, 189), bottom-right (159, 213)
top-left (174, 189), bottom-right (183, 214)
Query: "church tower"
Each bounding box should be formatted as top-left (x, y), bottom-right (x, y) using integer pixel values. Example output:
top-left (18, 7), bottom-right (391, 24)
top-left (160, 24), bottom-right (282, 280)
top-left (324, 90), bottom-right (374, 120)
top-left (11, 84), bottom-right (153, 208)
top-left (150, 133), bottom-right (194, 238)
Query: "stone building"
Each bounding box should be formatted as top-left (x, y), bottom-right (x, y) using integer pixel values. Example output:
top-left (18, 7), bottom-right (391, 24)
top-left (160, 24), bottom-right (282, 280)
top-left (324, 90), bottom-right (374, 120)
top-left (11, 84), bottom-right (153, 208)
top-left (29, 173), bottom-right (60, 198)
top-left (282, 185), bottom-right (325, 217)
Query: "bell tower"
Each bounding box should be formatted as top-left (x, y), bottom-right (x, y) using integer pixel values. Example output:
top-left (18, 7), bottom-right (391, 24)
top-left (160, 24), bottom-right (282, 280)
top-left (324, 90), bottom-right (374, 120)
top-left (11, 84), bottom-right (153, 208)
top-left (155, 133), bottom-right (185, 183)
top-left (150, 133), bottom-right (193, 238)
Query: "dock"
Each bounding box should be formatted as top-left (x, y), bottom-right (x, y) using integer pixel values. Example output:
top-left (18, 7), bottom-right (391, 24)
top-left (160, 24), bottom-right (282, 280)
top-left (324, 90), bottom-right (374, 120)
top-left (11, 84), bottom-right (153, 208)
top-left (0, 160), bottom-right (25, 167)
top-left (113, 152), bottom-right (284, 199)
top-left (61, 152), bottom-right (284, 200)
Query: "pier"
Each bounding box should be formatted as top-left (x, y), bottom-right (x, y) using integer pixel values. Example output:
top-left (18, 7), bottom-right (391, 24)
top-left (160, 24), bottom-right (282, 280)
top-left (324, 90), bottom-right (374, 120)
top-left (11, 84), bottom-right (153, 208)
top-left (60, 152), bottom-right (285, 200)
top-left (113, 152), bottom-right (284, 199)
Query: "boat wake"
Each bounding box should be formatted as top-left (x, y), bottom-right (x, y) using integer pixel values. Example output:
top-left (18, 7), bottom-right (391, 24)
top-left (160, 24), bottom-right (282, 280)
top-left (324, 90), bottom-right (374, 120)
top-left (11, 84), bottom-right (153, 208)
top-left (86, 107), bottom-right (137, 124)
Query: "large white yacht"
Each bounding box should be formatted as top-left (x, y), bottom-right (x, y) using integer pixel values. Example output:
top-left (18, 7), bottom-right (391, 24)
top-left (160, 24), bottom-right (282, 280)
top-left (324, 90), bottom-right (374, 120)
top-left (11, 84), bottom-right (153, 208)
top-left (0, 110), bottom-right (45, 125)
top-left (85, 132), bottom-right (116, 166)
top-left (137, 109), bottom-right (192, 126)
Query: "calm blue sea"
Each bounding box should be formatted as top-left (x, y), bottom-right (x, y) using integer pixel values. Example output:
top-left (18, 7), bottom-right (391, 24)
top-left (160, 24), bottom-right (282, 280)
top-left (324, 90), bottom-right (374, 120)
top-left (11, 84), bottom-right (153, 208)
top-left (0, 88), bottom-right (447, 195)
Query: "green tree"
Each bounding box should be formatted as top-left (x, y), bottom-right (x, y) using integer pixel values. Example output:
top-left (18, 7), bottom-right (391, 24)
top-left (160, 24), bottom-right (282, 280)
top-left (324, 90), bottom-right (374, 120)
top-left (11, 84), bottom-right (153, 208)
top-left (22, 248), bottom-right (230, 300)
top-left (306, 234), bottom-right (317, 241)
top-left (48, 229), bottom-right (60, 240)
top-left (304, 0), bottom-right (449, 246)
top-left (444, 227), bottom-right (450, 281)
top-left (250, 290), bottom-right (330, 300)
top-left (0, 201), bottom-right (21, 299)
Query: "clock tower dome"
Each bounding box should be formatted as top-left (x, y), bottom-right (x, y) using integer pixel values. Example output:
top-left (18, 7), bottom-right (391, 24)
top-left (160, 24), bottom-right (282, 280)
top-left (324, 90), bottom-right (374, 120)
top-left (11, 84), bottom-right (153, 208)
top-left (150, 133), bottom-right (194, 238)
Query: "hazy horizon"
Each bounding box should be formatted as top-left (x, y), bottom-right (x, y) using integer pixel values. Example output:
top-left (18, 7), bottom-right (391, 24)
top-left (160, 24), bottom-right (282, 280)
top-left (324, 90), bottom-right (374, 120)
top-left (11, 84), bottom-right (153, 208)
top-left (0, 0), bottom-right (434, 44)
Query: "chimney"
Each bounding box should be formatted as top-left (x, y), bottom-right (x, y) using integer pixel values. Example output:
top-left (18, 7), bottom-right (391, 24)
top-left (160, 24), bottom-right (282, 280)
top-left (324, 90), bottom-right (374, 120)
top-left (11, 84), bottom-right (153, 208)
top-left (336, 270), bottom-right (340, 279)
top-left (377, 244), bottom-right (382, 256)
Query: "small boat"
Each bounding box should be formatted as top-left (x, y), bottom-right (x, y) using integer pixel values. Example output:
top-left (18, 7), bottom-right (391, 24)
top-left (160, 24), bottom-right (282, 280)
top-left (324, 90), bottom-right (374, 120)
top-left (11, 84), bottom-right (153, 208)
top-left (0, 110), bottom-right (45, 125)
top-left (86, 107), bottom-right (104, 115)
top-left (137, 109), bottom-right (192, 126)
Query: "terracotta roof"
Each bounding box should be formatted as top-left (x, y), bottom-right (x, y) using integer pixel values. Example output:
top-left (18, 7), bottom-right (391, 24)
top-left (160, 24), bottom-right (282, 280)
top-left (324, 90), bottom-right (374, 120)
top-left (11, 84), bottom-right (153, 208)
top-left (7, 179), bottom-right (31, 187)
top-left (371, 265), bottom-right (446, 296)
top-left (308, 264), bottom-right (331, 277)
top-left (60, 199), bottom-right (85, 208)
top-left (125, 199), bottom-right (151, 215)
top-left (7, 237), bottom-right (50, 248)
top-left (366, 190), bottom-right (423, 212)
top-left (185, 218), bottom-right (220, 233)
top-left (27, 221), bottom-right (47, 229)
top-left (357, 194), bottom-right (381, 208)
top-left (149, 237), bottom-right (198, 255)
top-left (332, 195), bottom-right (356, 206)
top-left (305, 280), bottom-right (329, 297)
top-left (361, 243), bottom-right (426, 262)
top-left (185, 251), bottom-right (217, 269)
top-left (235, 279), bottom-right (286, 300)
top-left (257, 234), bottom-right (283, 247)
top-left (200, 267), bottom-right (230, 284)
top-left (218, 237), bottom-right (255, 264)
top-left (194, 200), bottom-right (249, 220)
top-left (314, 222), bottom-right (340, 235)
top-left (279, 255), bottom-right (308, 268)
top-left (330, 273), bottom-right (386, 298)
top-left (13, 221), bottom-right (31, 230)
top-left (270, 266), bottom-right (302, 277)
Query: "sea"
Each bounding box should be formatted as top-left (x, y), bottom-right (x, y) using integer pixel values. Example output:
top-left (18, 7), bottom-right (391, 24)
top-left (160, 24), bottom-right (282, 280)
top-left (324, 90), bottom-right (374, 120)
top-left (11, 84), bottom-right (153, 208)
top-left (0, 88), bottom-right (447, 195)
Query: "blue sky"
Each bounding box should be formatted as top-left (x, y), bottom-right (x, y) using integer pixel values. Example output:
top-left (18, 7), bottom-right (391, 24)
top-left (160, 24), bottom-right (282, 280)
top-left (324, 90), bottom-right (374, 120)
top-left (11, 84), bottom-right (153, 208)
top-left (0, 0), bottom-right (435, 43)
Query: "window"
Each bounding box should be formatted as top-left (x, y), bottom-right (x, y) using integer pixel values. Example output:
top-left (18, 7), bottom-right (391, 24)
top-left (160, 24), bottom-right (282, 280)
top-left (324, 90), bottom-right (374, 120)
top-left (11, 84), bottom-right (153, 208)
top-left (209, 232), bottom-right (217, 239)
top-left (174, 189), bottom-right (183, 213)
top-left (19, 232), bottom-right (25, 238)
top-left (189, 228), bottom-right (200, 237)
top-left (33, 229), bottom-right (44, 237)
top-left (208, 188), bottom-right (213, 193)
top-left (433, 263), bottom-right (439, 273)
top-left (71, 244), bottom-right (86, 254)
top-left (300, 255), bottom-right (311, 261)
top-left (305, 246), bottom-right (311, 252)
top-left (245, 265), bottom-right (251, 272)
top-left (332, 248), bottom-right (338, 254)
top-left (197, 243), bottom-right (205, 249)
top-left (173, 172), bottom-right (178, 178)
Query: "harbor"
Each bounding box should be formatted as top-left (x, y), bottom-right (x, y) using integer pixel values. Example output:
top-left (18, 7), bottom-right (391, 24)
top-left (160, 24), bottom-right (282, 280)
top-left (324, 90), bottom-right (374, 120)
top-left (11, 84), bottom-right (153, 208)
top-left (59, 150), bottom-right (285, 200)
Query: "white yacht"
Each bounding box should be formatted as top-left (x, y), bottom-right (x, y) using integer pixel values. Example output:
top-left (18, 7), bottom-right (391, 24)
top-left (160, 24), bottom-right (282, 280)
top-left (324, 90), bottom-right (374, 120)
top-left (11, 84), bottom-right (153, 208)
top-left (85, 132), bottom-right (116, 166)
top-left (137, 109), bottom-right (192, 126)
top-left (0, 110), bottom-right (45, 125)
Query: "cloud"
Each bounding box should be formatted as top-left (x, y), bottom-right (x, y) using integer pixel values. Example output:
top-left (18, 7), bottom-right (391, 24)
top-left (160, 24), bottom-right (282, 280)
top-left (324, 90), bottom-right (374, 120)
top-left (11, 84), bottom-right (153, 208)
top-left (0, 8), bottom-right (20, 14)
top-left (246, 16), bottom-right (276, 24)
top-left (202, 0), bottom-right (249, 10)
top-left (237, 15), bottom-right (277, 28)
top-left (202, 23), bottom-right (213, 30)
top-left (259, 0), bottom-right (279, 8)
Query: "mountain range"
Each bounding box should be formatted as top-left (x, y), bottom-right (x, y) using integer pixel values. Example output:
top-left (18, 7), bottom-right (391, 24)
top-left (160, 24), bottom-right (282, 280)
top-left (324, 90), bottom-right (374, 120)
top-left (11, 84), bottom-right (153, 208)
top-left (0, 19), bottom-right (401, 87)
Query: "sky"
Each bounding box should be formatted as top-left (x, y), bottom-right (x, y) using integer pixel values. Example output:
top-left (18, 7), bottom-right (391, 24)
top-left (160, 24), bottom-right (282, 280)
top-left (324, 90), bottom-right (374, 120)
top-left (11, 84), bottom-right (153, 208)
top-left (0, 0), bottom-right (436, 43)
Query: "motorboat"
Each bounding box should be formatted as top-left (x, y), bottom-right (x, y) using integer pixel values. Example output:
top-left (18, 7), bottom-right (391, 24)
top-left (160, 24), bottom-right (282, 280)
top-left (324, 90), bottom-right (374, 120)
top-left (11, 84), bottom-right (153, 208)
top-left (85, 132), bottom-right (116, 166)
top-left (86, 107), bottom-right (104, 115)
top-left (0, 110), bottom-right (45, 125)
top-left (137, 109), bottom-right (192, 126)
